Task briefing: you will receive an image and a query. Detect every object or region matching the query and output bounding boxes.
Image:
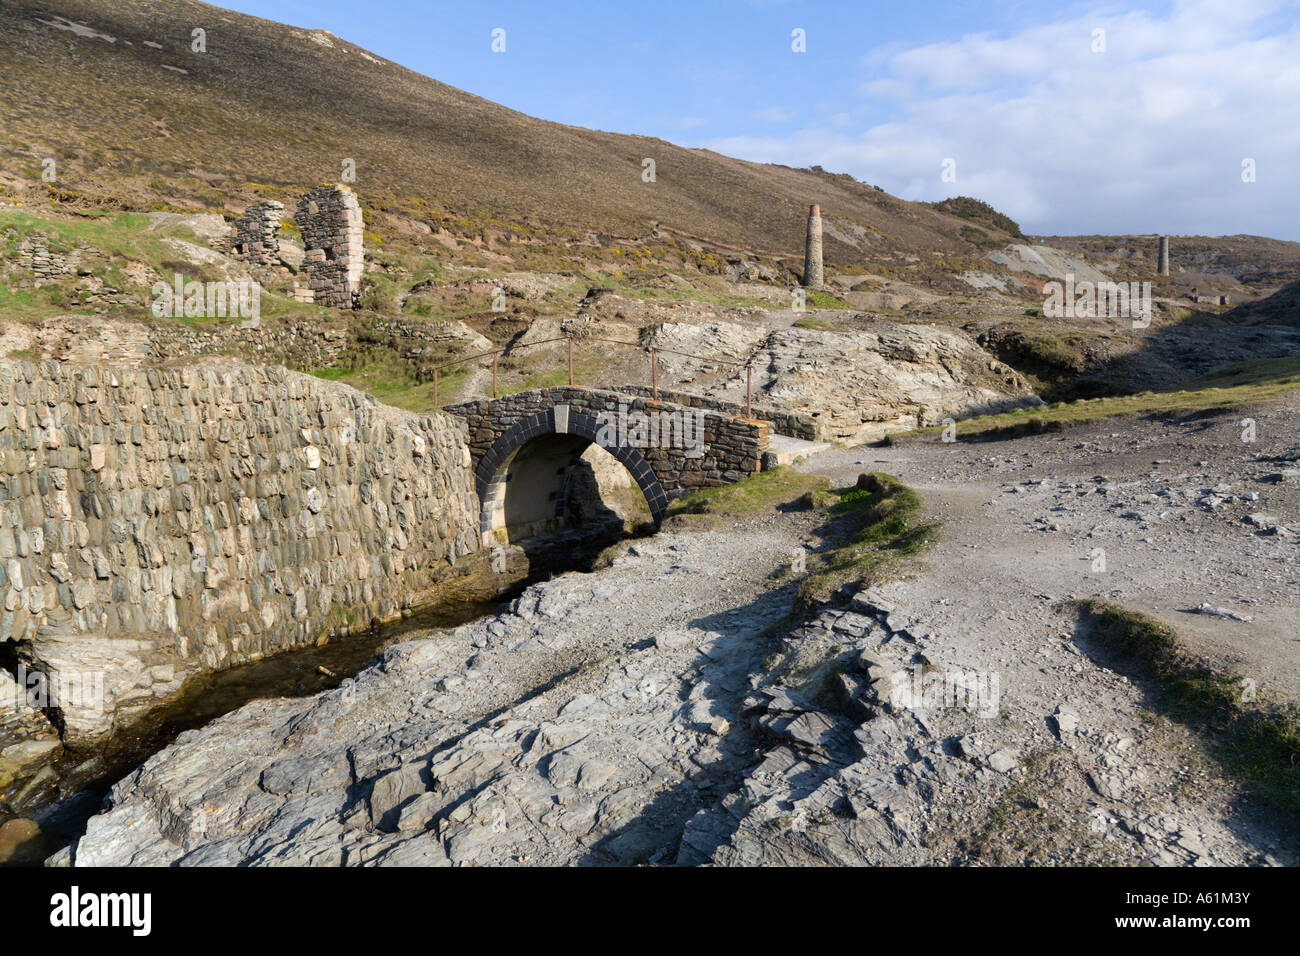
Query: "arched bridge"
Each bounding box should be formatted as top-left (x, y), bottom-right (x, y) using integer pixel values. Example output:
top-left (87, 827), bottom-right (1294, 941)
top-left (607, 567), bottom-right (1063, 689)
top-left (444, 387), bottom-right (773, 545)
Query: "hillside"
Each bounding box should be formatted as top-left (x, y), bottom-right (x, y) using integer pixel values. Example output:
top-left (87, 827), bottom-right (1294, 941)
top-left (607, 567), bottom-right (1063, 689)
top-left (0, 0), bottom-right (1296, 415)
top-left (1223, 278), bottom-right (1300, 325)
top-left (0, 0), bottom-right (1020, 276)
top-left (4, 1), bottom-right (1300, 877)
top-left (1034, 233), bottom-right (1300, 294)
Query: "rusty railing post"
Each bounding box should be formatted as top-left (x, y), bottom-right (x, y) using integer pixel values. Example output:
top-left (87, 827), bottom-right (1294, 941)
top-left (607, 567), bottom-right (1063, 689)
top-left (746, 364), bottom-right (753, 419)
top-left (433, 366), bottom-right (439, 410)
top-left (651, 348), bottom-right (658, 401)
top-left (492, 352), bottom-right (498, 399)
top-left (567, 336), bottom-right (574, 386)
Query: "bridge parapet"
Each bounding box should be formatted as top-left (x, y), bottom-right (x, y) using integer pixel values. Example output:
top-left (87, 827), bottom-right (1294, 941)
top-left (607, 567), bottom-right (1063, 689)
top-left (445, 386), bottom-right (770, 509)
top-left (610, 384), bottom-right (818, 441)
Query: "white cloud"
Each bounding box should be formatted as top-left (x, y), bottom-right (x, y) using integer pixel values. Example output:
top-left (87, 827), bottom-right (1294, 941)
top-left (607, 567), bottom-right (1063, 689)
top-left (752, 105), bottom-right (796, 124)
top-left (707, 0), bottom-right (1300, 239)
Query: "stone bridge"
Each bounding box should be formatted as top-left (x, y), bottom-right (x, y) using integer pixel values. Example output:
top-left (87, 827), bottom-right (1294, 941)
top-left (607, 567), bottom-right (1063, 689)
top-left (445, 387), bottom-right (772, 545)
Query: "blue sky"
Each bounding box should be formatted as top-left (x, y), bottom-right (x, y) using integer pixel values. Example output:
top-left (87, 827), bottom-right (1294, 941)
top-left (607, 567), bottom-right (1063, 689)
top-left (219, 0), bottom-right (1300, 240)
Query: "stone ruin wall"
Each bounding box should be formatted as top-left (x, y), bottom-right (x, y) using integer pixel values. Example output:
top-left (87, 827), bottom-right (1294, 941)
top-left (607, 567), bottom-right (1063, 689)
top-left (297, 184), bottom-right (364, 309)
top-left (147, 320), bottom-right (350, 370)
top-left (232, 200), bottom-right (284, 266)
top-left (17, 236), bottom-right (79, 278)
top-left (0, 317), bottom-right (352, 374)
top-left (0, 361), bottom-right (481, 743)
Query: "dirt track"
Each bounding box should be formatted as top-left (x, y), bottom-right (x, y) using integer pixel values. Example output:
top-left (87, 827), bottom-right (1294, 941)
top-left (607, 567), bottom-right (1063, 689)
top-left (785, 395), bottom-right (1300, 864)
top-left (800, 395), bottom-right (1300, 702)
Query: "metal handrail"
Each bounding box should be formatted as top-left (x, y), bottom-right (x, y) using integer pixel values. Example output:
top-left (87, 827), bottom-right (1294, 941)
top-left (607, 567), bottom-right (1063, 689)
top-left (429, 331), bottom-right (754, 419)
top-left (426, 336), bottom-right (571, 372)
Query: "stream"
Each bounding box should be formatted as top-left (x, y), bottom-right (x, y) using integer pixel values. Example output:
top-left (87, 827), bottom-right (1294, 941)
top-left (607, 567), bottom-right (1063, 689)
top-left (0, 593), bottom-right (506, 865)
top-left (0, 520), bottom-right (640, 865)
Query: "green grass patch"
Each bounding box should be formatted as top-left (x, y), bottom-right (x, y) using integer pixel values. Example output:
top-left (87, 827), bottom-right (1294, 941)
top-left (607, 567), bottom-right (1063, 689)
top-left (793, 315), bottom-right (834, 331)
top-left (1014, 331), bottom-right (1092, 371)
top-left (1184, 356), bottom-right (1300, 389)
top-left (496, 356), bottom-right (604, 396)
top-left (913, 356), bottom-right (1300, 441)
top-left (805, 289), bottom-right (850, 310)
top-left (795, 472), bottom-right (938, 609)
top-left (310, 353), bottom-right (470, 413)
top-left (668, 469), bottom-right (935, 608)
top-left (666, 466), bottom-right (830, 522)
top-left (1076, 600), bottom-right (1300, 816)
top-left (1, 208), bottom-right (167, 260)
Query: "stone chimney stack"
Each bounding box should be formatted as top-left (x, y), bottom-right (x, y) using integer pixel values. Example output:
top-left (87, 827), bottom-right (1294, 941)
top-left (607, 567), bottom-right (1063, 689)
top-left (1158, 235), bottom-right (1170, 276)
top-left (803, 204), bottom-right (824, 290)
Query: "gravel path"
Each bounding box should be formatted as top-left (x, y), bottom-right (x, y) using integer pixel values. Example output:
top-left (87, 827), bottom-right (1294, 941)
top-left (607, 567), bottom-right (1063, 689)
top-left (798, 395), bottom-right (1300, 700)
top-left (786, 395), bottom-right (1300, 864)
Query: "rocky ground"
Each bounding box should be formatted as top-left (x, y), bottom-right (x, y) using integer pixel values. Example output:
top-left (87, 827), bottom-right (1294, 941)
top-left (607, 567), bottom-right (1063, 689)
top-left (56, 397), bottom-right (1300, 866)
top-left (59, 522), bottom-right (805, 865)
top-left (649, 318), bottom-right (1039, 445)
top-left (828, 395), bottom-right (1300, 700)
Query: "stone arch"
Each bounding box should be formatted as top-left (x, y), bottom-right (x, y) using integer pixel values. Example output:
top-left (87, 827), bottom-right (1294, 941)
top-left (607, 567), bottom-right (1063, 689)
top-left (475, 405), bottom-right (668, 545)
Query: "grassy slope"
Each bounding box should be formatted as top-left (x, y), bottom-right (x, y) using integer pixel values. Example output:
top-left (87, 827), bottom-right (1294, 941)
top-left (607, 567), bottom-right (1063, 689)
top-left (0, 0), bottom-right (1018, 272)
top-left (0, 205), bottom-right (336, 326)
top-left (908, 356), bottom-right (1300, 440)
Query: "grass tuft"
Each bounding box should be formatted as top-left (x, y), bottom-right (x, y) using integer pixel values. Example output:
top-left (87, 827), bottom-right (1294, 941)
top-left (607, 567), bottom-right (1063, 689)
top-left (795, 472), bottom-right (937, 610)
top-left (1076, 600), bottom-right (1300, 816)
top-left (666, 466), bottom-right (829, 524)
top-left (668, 469), bottom-right (935, 609)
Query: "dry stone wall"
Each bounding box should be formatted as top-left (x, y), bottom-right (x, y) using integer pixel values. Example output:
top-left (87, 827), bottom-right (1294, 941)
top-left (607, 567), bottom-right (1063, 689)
top-left (0, 361), bottom-right (480, 743)
top-left (148, 319), bottom-right (351, 370)
top-left (297, 185), bottom-right (364, 309)
top-left (0, 317), bottom-right (351, 373)
top-left (17, 236), bottom-right (79, 278)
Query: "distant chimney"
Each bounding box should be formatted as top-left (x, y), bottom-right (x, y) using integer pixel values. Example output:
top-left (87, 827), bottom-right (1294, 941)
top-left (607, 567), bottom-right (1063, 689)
top-left (1158, 235), bottom-right (1170, 276)
top-left (803, 204), bottom-right (824, 290)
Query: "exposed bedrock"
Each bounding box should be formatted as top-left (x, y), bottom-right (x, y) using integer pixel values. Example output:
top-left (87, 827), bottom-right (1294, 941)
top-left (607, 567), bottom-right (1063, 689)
top-left (648, 322), bottom-right (1041, 444)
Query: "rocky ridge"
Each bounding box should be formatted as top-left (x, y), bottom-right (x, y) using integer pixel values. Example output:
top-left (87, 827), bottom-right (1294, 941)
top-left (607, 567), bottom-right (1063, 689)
top-left (650, 321), bottom-right (1041, 444)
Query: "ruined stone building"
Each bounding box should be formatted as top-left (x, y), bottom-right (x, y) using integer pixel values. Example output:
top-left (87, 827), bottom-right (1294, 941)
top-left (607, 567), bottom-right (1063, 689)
top-left (232, 200), bottom-right (284, 266)
top-left (296, 184), bottom-right (364, 309)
